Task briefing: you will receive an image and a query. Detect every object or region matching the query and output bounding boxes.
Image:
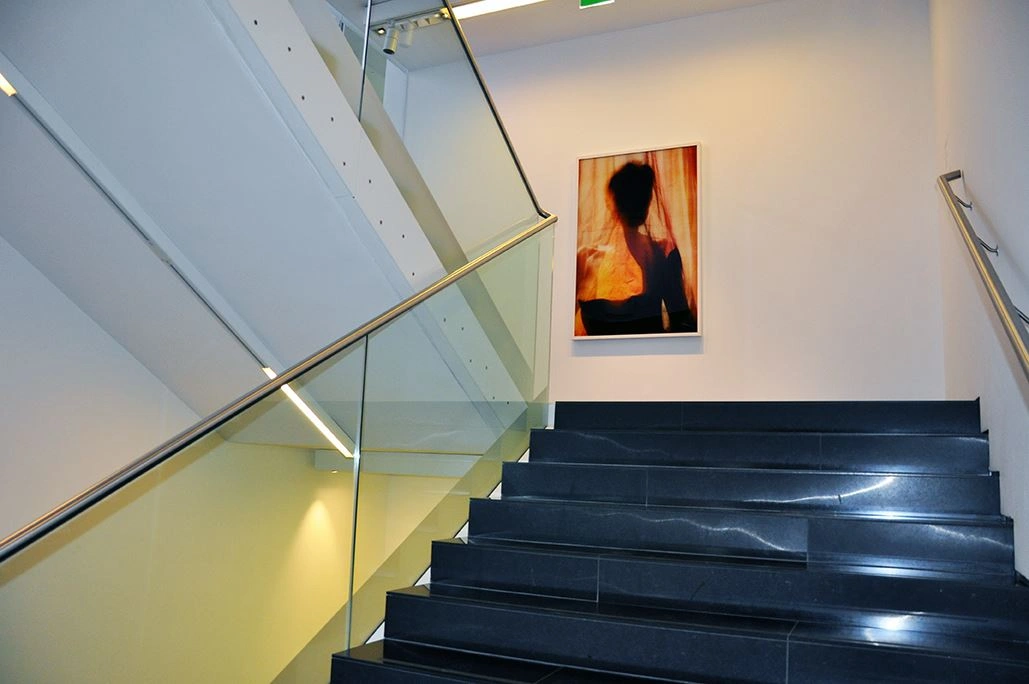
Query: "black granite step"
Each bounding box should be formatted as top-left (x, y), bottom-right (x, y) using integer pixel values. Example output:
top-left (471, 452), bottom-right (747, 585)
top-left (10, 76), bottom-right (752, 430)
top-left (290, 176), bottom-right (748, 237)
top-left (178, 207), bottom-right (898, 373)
top-left (333, 399), bottom-right (1029, 682)
top-left (384, 584), bottom-right (795, 683)
top-left (529, 429), bottom-right (990, 474)
top-left (332, 640), bottom-right (670, 683)
top-left (788, 623), bottom-right (1029, 683)
top-left (502, 462), bottom-right (1001, 517)
top-left (469, 498), bottom-right (1015, 583)
top-left (382, 584), bottom-right (1029, 683)
top-left (430, 539), bottom-right (1029, 641)
top-left (554, 401), bottom-right (982, 434)
top-left (807, 516), bottom-right (1014, 581)
top-left (469, 497), bottom-right (807, 561)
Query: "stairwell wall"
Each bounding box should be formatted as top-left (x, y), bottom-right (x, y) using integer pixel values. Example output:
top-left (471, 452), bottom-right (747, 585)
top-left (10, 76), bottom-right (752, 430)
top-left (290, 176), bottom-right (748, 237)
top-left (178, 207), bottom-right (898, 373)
top-left (931, 0), bottom-right (1029, 573)
top-left (0, 234), bottom-right (198, 538)
top-left (470, 0), bottom-right (945, 402)
top-left (0, 0), bottom-right (457, 538)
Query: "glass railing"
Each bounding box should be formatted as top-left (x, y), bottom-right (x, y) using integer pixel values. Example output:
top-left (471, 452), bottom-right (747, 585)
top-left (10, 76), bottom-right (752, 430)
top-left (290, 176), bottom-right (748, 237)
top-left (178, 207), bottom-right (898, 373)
top-left (0, 219), bottom-right (555, 683)
top-left (296, 0), bottom-right (544, 263)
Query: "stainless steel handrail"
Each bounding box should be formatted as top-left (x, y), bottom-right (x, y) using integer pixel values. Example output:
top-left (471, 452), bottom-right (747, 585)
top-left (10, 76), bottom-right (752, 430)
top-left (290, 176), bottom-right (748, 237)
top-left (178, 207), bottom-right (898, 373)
top-left (0, 213), bottom-right (557, 563)
top-left (938, 170), bottom-right (1029, 383)
top-left (443, 0), bottom-right (550, 220)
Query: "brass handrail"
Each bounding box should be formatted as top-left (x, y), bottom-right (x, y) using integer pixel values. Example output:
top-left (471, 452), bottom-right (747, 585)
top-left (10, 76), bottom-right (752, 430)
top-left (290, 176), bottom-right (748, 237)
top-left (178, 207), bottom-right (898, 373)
top-left (938, 170), bottom-right (1029, 382)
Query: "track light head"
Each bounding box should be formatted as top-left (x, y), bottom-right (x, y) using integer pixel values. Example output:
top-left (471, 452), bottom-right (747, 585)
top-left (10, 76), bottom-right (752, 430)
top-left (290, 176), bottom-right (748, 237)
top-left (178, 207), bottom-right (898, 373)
top-left (383, 25), bottom-right (400, 54)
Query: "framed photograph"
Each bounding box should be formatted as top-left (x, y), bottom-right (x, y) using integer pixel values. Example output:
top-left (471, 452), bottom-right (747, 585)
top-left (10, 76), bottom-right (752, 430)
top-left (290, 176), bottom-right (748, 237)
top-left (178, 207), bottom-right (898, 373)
top-left (574, 144), bottom-right (700, 339)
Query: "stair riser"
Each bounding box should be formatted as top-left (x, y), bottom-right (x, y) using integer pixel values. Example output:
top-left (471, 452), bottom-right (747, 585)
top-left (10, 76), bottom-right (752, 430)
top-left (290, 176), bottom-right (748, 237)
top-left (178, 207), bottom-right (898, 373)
top-left (598, 558), bottom-right (1029, 639)
top-left (385, 591), bottom-right (792, 683)
top-left (332, 640), bottom-right (570, 683)
top-left (469, 499), bottom-right (1014, 581)
top-left (788, 639), bottom-right (1029, 683)
top-left (331, 659), bottom-right (471, 683)
top-left (554, 401), bottom-right (981, 434)
top-left (469, 498), bottom-right (808, 560)
top-left (433, 540), bottom-right (599, 602)
top-left (530, 430), bottom-right (990, 474)
top-left (809, 518), bottom-right (1014, 581)
top-left (431, 540), bottom-right (1029, 639)
top-left (503, 463), bottom-right (1002, 516)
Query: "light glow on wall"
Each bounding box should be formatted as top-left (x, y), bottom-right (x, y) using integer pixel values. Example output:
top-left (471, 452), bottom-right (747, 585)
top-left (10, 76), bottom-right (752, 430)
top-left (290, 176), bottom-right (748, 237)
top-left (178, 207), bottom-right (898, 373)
top-left (262, 367), bottom-right (354, 459)
top-left (452, 0), bottom-right (548, 20)
top-left (0, 72), bottom-right (16, 97)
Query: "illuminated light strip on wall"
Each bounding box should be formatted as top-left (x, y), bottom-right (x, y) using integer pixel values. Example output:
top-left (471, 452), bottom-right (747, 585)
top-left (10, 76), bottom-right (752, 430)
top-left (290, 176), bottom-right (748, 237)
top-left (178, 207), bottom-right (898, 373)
top-left (452, 0), bottom-right (548, 20)
top-left (0, 72), bottom-right (16, 97)
top-left (262, 367), bottom-right (354, 459)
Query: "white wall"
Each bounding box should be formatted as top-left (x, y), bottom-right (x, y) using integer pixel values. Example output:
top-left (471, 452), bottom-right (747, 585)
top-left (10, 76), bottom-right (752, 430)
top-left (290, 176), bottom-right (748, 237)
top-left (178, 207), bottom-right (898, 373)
top-left (0, 0), bottom-right (426, 535)
top-left (0, 235), bottom-right (198, 538)
top-left (0, 0), bottom-right (401, 371)
top-left (0, 86), bottom-right (262, 419)
top-left (474, 0), bottom-right (944, 401)
top-left (931, 0), bottom-right (1029, 574)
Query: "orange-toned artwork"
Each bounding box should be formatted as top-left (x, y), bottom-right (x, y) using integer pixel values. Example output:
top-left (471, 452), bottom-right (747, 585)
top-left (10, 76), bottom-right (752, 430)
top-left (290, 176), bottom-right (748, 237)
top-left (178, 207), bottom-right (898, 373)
top-left (575, 144), bottom-right (700, 338)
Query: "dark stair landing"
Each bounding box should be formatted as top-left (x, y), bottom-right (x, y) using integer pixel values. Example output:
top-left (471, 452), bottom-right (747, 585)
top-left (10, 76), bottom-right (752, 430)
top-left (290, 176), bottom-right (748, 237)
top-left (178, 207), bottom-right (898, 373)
top-left (332, 400), bottom-right (1029, 682)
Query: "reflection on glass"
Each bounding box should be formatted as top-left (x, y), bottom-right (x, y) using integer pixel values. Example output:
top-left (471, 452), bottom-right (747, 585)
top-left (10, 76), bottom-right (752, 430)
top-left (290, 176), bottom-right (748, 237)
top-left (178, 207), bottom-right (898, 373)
top-left (0, 340), bottom-right (367, 684)
top-left (0, 224), bottom-right (554, 681)
top-left (297, 0), bottom-right (541, 263)
top-left (348, 225), bottom-right (553, 647)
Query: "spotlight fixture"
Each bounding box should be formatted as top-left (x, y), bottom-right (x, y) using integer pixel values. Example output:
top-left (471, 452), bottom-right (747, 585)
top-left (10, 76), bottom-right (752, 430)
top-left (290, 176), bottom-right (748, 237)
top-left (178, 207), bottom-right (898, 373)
top-left (370, 8), bottom-right (451, 55)
top-left (383, 24), bottom-right (400, 55)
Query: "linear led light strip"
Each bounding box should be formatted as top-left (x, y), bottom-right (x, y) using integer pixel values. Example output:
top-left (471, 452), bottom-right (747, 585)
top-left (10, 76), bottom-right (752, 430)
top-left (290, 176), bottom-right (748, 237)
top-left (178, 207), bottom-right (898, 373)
top-left (452, 0), bottom-right (547, 20)
top-left (0, 72), bottom-right (17, 96)
top-left (452, 0), bottom-right (613, 20)
top-left (262, 367), bottom-right (354, 459)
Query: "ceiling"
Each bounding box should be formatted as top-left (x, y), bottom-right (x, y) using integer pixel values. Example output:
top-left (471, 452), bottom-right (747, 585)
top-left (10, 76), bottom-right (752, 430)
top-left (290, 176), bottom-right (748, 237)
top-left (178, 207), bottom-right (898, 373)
top-left (455, 0), bottom-right (781, 56)
top-left (326, 0), bottom-right (781, 71)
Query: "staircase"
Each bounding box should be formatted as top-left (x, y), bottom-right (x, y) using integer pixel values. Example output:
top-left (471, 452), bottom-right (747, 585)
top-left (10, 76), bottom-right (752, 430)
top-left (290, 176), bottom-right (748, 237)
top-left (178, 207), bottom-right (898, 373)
top-left (332, 401), bottom-right (1029, 682)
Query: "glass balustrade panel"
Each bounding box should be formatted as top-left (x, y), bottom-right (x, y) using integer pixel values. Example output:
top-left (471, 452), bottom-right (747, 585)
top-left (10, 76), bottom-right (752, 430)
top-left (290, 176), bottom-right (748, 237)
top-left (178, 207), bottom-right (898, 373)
top-left (302, 0), bottom-right (542, 264)
top-left (0, 340), bottom-right (366, 684)
top-left (348, 224), bottom-right (554, 648)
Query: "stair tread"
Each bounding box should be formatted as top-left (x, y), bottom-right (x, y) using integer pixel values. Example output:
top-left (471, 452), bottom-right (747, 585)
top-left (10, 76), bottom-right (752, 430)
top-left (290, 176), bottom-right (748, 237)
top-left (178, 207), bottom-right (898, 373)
top-left (390, 584), bottom-right (1029, 665)
top-left (336, 640), bottom-right (671, 683)
top-left (469, 498), bottom-right (1015, 584)
top-left (502, 462), bottom-right (1003, 519)
top-left (392, 584), bottom-right (798, 638)
top-left (445, 536), bottom-right (1020, 585)
top-left (476, 495), bottom-right (1011, 525)
top-left (433, 538), bottom-right (1029, 638)
top-left (513, 460), bottom-right (998, 477)
top-left (529, 428), bottom-right (991, 473)
top-left (535, 428), bottom-right (990, 441)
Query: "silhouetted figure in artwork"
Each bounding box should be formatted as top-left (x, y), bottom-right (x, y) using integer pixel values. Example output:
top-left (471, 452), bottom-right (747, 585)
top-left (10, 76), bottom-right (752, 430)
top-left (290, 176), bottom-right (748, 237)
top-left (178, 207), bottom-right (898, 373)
top-left (578, 162), bottom-right (697, 336)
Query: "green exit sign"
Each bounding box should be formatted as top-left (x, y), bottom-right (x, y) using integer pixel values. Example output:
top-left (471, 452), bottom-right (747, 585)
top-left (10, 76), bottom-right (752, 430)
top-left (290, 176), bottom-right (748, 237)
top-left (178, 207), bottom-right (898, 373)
top-left (580, 0), bottom-right (614, 8)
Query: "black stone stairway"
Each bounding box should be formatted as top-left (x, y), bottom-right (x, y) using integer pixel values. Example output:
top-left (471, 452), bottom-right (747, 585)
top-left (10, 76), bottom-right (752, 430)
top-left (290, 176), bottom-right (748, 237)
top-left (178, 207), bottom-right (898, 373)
top-left (332, 401), bottom-right (1029, 682)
